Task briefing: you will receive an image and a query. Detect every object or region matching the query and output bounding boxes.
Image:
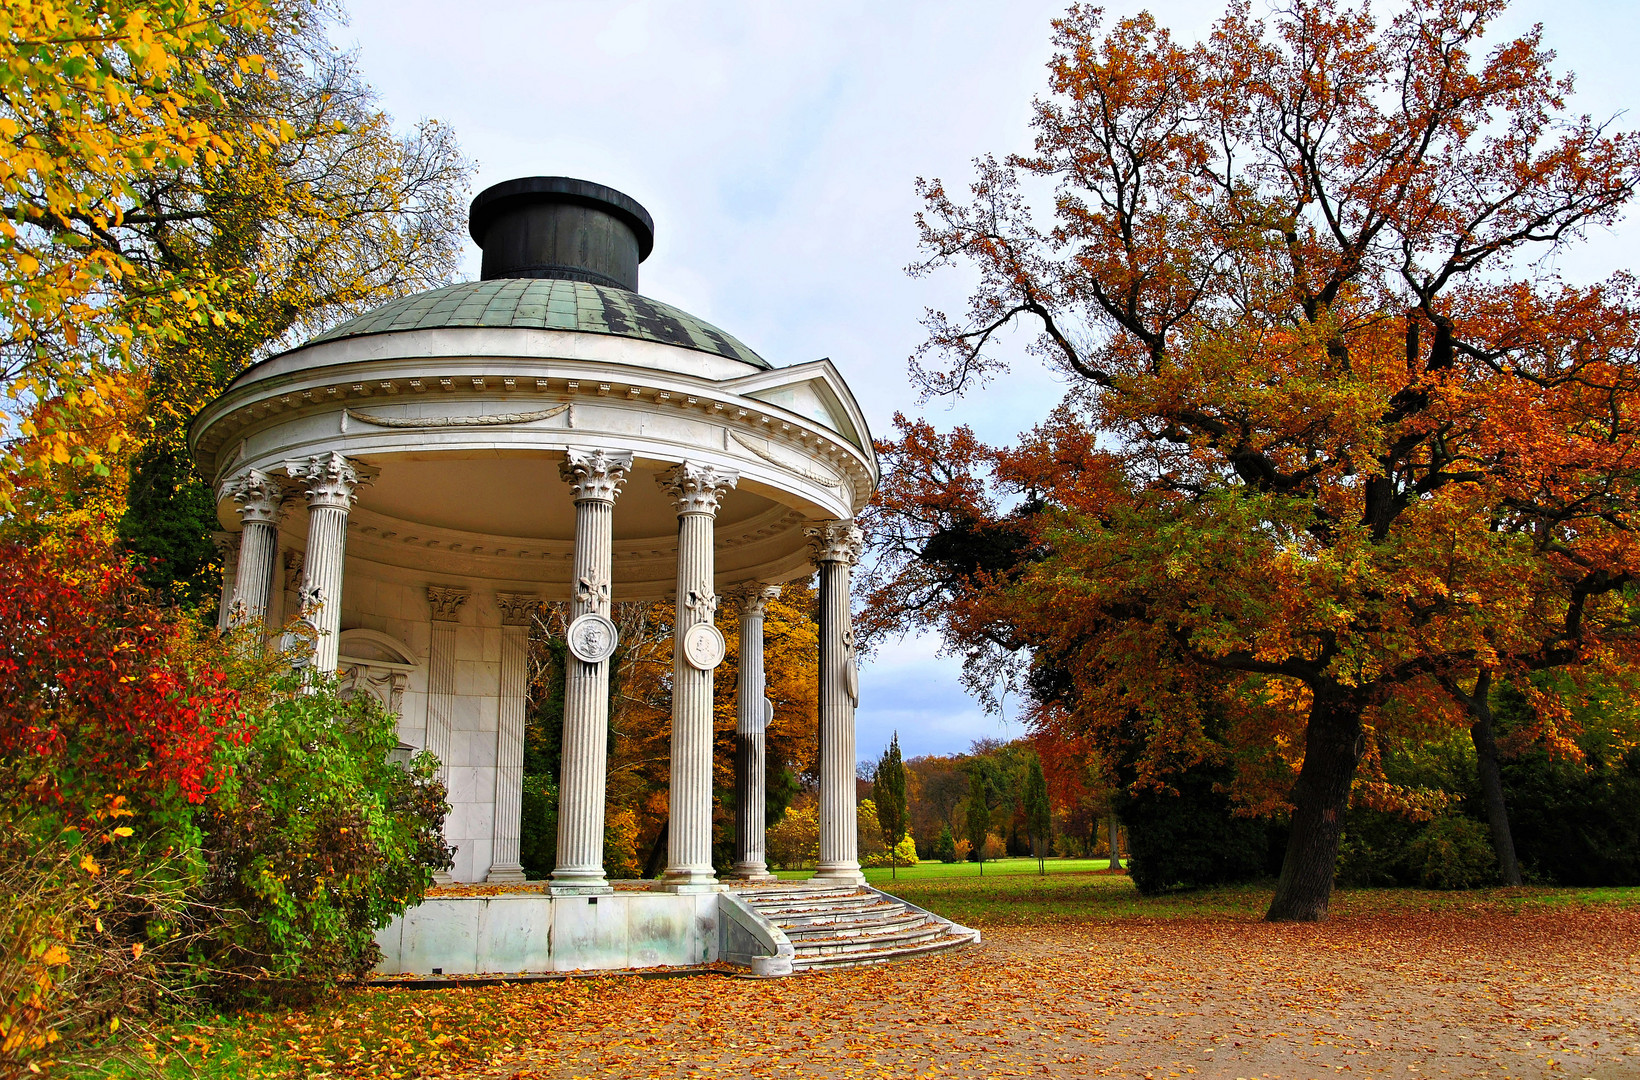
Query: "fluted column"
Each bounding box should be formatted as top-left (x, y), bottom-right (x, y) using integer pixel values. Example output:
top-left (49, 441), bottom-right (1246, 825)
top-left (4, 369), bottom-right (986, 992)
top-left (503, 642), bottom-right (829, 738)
top-left (553, 448), bottom-right (632, 893)
top-left (658, 461), bottom-right (739, 890)
top-left (808, 520), bottom-right (865, 885)
top-left (284, 452), bottom-right (375, 674)
top-left (221, 470), bottom-right (283, 631)
top-left (212, 531), bottom-right (241, 632)
top-left (424, 586), bottom-right (468, 785)
top-left (729, 584), bottom-right (782, 881)
top-left (425, 585), bottom-right (467, 886)
top-left (489, 593), bottom-right (537, 883)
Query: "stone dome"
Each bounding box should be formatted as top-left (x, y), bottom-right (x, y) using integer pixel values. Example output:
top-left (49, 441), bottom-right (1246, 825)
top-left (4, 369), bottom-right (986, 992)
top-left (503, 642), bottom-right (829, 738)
top-left (294, 278), bottom-right (771, 371)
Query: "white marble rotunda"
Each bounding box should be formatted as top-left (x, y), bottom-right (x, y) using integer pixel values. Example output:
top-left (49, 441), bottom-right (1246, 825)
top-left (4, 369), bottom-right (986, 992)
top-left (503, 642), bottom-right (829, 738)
top-left (187, 177), bottom-right (980, 977)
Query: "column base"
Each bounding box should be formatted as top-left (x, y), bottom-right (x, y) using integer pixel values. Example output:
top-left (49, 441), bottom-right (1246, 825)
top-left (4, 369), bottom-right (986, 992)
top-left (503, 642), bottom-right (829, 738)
top-left (658, 868), bottom-right (721, 894)
top-left (550, 869), bottom-right (611, 895)
top-left (433, 870), bottom-right (453, 886)
top-left (810, 864), bottom-right (866, 887)
top-left (485, 862), bottom-right (526, 884)
top-left (726, 863), bottom-right (777, 883)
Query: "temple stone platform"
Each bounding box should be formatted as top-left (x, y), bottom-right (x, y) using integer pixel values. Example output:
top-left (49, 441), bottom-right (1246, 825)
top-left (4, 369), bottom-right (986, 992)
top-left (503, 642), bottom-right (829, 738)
top-left (373, 880), bottom-right (980, 979)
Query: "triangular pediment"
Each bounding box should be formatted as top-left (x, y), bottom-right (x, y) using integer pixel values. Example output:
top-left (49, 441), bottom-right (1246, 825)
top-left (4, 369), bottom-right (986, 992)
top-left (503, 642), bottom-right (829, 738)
top-left (724, 359), bottom-right (873, 456)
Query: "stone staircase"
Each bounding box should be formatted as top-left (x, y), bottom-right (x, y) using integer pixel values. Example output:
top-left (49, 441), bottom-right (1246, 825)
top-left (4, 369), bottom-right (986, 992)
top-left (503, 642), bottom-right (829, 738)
top-left (728, 884), bottom-right (980, 973)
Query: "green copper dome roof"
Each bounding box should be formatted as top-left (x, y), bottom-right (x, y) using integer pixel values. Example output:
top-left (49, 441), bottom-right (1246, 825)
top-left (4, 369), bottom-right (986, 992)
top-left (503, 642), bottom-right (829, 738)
top-left (304, 278), bottom-right (771, 369)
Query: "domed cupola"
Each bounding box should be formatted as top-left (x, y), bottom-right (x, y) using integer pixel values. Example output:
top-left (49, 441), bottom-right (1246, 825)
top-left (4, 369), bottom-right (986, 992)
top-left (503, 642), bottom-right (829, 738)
top-left (468, 175), bottom-right (654, 290)
top-left (188, 174), bottom-right (880, 901)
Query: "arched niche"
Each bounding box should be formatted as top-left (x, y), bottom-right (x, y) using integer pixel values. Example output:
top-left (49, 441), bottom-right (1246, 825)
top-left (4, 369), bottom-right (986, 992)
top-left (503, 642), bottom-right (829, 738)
top-left (336, 628), bottom-right (418, 718)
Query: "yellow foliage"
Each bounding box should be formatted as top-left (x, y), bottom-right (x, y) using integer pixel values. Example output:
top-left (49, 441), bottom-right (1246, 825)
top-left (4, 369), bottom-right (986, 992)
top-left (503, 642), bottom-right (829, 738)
top-left (0, 0), bottom-right (276, 511)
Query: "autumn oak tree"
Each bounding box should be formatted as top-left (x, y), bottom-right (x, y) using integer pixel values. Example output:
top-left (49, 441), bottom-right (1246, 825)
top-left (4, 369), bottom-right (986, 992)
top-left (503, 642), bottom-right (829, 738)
top-left (874, 0), bottom-right (1640, 919)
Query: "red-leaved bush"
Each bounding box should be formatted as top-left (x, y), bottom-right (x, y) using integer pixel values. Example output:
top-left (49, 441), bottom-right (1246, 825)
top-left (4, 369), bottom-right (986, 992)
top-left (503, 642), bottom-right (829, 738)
top-left (0, 530), bottom-right (246, 820)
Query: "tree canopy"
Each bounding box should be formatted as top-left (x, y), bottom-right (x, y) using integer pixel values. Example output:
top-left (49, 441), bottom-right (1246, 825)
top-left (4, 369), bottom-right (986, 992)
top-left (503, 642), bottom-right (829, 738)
top-left (865, 0), bottom-right (1640, 919)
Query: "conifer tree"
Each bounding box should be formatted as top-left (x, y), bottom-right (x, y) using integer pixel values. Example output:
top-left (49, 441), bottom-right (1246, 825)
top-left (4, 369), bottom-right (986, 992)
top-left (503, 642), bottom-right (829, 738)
top-left (1023, 752), bottom-right (1051, 875)
top-left (872, 732), bottom-right (908, 878)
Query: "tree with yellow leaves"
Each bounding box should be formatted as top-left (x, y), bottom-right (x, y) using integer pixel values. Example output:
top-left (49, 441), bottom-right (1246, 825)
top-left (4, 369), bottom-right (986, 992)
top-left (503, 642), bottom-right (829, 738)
top-left (0, 0), bottom-right (277, 510)
top-left (2, 0), bottom-right (471, 568)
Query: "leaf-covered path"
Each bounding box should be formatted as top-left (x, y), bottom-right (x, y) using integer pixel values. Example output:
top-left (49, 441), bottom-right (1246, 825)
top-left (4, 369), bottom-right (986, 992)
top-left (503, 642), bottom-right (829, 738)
top-left (444, 908), bottom-right (1639, 1079)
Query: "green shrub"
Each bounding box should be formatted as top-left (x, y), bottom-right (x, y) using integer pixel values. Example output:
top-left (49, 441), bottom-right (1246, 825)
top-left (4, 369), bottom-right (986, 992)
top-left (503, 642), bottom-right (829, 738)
top-left (198, 674), bottom-right (451, 998)
top-left (520, 774), bottom-right (557, 879)
top-left (863, 833), bottom-right (919, 869)
top-left (1407, 815), bottom-right (1498, 890)
top-left (1335, 808), bottom-right (1422, 887)
top-left (933, 824), bottom-right (958, 863)
top-left (1121, 764), bottom-right (1271, 895)
top-left (1503, 747), bottom-right (1640, 886)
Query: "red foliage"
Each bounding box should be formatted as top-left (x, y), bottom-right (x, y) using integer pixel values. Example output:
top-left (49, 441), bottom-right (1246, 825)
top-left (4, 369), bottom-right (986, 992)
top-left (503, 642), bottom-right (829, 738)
top-left (0, 531), bottom-right (246, 818)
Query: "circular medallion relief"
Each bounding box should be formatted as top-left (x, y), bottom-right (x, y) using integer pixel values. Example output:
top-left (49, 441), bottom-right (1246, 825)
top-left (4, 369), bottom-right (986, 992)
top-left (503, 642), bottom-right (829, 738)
top-left (279, 620), bottom-right (320, 669)
top-left (845, 658), bottom-right (859, 706)
top-left (566, 613), bottom-right (620, 664)
top-left (682, 623), bottom-right (726, 671)
top-left (763, 696), bottom-right (775, 728)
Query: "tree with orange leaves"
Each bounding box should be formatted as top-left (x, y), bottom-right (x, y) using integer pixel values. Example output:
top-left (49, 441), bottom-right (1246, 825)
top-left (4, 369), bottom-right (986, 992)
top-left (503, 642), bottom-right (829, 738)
top-left (871, 0), bottom-right (1640, 920)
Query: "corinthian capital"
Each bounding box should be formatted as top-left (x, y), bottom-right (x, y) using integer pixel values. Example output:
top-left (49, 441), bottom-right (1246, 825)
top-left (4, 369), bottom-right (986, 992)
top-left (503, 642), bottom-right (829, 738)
top-left (725, 582), bottom-right (782, 618)
top-left (560, 447), bottom-right (634, 503)
top-left (284, 452), bottom-right (378, 510)
top-left (496, 592), bottom-right (541, 626)
top-left (658, 460), bottom-right (739, 516)
top-left (427, 585), bottom-right (469, 621)
top-left (221, 469), bottom-right (286, 525)
top-left (806, 520), bottom-right (863, 566)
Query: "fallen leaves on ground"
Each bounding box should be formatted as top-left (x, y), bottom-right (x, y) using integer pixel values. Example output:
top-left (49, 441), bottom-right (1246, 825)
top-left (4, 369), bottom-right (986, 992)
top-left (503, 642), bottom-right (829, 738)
top-left (109, 893), bottom-right (1640, 1080)
top-left (441, 908), bottom-right (1640, 1079)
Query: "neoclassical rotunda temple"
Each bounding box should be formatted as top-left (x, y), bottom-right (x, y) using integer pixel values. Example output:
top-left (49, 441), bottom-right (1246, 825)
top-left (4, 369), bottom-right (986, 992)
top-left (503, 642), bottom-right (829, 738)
top-left (191, 177), bottom-right (976, 976)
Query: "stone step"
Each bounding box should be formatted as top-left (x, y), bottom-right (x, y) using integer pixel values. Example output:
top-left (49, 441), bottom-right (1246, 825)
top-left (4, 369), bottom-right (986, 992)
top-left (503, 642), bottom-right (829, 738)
top-left (781, 909), bottom-right (929, 939)
top-left (791, 932), bottom-right (976, 972)
top-left (742, 893), bottom-right (884, 917)
top-left (790, 921), bottom-right (948, 956)
top-left (735, 887), bottom-right (862, 904)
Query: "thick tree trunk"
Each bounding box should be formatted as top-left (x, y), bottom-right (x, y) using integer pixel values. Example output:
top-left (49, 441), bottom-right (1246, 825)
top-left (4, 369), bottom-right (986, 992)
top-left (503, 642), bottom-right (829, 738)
top-left (1108, 813), bottom-right (1123, 872)
top-left (1267, 688), bottom-right (1365, 921)
top-left (1466, 671), bottom-right (1522, 886)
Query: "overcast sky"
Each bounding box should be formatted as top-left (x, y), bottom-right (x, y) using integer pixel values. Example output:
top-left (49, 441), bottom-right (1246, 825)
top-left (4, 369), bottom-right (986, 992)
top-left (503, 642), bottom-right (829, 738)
top-left (341, 0), bottom-right (1639, 762)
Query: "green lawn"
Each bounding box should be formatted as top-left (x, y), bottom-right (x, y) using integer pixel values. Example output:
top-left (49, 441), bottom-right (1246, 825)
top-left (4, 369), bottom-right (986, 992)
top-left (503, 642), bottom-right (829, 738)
top-left (778, 856), bottom-right (1640, 926)
top-left (774, 855), bottom-right (1116, 883)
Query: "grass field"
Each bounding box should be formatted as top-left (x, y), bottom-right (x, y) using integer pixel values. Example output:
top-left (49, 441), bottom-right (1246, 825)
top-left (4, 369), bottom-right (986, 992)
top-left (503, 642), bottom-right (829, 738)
top-left (787, 856), bottom-right (1640, 925)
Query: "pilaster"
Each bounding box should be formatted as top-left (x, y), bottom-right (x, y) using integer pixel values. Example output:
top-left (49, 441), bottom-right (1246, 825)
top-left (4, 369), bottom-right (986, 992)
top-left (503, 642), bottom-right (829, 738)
top-left (488, 592), bottom-right (537, 883)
